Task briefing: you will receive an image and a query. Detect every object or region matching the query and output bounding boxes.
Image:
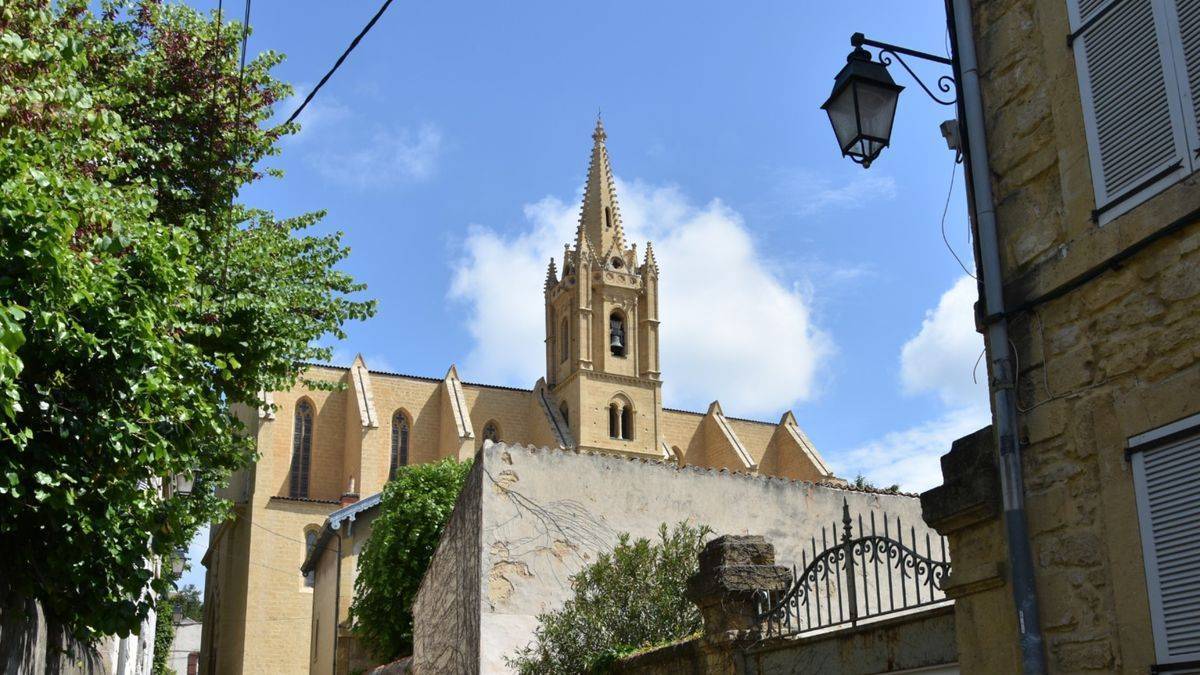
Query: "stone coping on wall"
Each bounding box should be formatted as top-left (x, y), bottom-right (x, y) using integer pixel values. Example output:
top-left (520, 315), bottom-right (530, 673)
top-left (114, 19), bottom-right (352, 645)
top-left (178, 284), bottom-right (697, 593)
top-left (484, 441), bottom-right (919, 498)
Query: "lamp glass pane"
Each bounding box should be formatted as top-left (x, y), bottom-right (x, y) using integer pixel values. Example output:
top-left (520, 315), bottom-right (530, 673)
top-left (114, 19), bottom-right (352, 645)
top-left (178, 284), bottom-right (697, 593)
top-left (855, 81), bottom-right (899, 146)
top-left (824, 85), bottom-right (861, 153)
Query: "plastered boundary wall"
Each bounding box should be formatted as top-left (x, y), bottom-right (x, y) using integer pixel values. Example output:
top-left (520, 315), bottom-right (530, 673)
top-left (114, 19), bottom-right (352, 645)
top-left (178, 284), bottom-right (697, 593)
top-left (428, 442), bottom-right (937, 673)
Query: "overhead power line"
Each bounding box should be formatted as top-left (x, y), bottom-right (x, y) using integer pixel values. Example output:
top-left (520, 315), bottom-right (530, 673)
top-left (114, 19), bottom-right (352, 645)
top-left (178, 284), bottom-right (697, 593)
top-left (283, 0), bottom-right (397, 126)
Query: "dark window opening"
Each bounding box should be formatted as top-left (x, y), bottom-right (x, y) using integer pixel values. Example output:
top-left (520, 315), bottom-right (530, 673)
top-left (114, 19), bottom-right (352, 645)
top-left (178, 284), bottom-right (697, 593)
top-left (483, 421), bottom-right (500, 444)
top-left (289, 400), bottom-right (314, 498)
top-left (605, 206), bottom-right (612, 229)
top-left (609, 404), bottom-right (620, 439)
top-left (622, 404), bottom-right (634, 440)
top-left (390, 411), bottom-right (409, 480)
top-left (609, 312), bottom-right (626, 357)
top-left (560, 317), bottom-right (570, 362)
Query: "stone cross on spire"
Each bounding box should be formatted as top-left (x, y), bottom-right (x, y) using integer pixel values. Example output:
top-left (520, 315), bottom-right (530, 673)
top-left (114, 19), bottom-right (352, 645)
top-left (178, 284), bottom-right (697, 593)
top-left (576, 115), bottom-right (627, 258)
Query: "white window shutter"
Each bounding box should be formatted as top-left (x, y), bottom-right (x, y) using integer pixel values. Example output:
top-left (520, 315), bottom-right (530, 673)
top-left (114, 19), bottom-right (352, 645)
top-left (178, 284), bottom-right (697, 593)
top-left (1131, 428), bottom-right (1200, 664)
top-left (1163, 0), bottom-right (1200, 166)
top-left (1068, 0), bottom-right (1190, 219)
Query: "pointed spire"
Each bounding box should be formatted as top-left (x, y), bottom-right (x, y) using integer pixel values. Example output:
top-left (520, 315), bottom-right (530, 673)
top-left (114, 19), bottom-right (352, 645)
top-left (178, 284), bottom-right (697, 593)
top-left (576, 116), bottom-right (626, 256)
top-left (643, 241), bottom-right (659, 275)
top-left (544, 258), bottom-right (558, 290)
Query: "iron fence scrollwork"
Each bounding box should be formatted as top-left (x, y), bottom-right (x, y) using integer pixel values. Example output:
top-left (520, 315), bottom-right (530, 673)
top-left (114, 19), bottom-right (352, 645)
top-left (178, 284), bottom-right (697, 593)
top-left (754, 498), bottom-right (952, 637)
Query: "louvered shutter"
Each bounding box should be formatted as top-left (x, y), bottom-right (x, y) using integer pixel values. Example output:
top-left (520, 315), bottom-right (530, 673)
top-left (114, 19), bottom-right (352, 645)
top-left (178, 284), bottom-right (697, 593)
top-left (1163, 0), bottom-right (1200, 166)
top-left (1131, 426), bottom-right (1200, 665)
top-left (1068, 0), bottom-right (1191, 220)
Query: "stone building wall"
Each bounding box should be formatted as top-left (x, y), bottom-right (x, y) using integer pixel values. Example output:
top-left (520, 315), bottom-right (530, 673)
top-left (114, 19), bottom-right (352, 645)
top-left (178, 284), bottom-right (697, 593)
top-left (410, 442), bottom-right (935, 672)
top-left (411, 459), bottom-right (483, 674)
top-left (924, 0), bottom-right (1200, 672)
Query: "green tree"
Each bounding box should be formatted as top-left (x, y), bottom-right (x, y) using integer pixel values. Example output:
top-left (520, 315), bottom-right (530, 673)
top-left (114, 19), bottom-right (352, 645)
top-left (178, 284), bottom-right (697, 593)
top-left (0, 0), bottom-right (373, 642)
top-left (349, 459), bottom-right (473, 661)
top-left (171, 584), bottom-right (204, 622)
top-left (506, 522), bottom-right (712, 674)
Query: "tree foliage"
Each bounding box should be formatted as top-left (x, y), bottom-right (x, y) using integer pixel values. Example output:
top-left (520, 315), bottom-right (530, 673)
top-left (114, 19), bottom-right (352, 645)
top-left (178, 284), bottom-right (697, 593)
top-left (0, 0), bottom-right (373, 641)
top-left (349, 459), bottom-right (473, 660)
top-left (171, 584), bottom-right (204, 623)
top-left (853, 473), bottom-right (900, 494)
top-left (507, 522), bottom-right (712, 674)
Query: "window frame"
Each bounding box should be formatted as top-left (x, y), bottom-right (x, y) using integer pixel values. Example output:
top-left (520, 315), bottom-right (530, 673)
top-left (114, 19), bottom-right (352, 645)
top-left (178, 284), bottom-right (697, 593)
top-left (390, 410), bottom-right (410, 480)
top-left (1127, 411), bottom-right (1200, 666)
top-left (1067, 0), bottom-right (1198, 225)
top-left (482, 420), bottom-right (501, 445)
top-left (289, 399), bottom-right (315, 499)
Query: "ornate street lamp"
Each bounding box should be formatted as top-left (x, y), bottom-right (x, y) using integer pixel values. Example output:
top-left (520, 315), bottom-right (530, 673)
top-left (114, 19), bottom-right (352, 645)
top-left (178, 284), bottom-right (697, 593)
top-left (822, 46), bottom-right (903, 168)
top-left (824, 33), bottom-right (956, 168)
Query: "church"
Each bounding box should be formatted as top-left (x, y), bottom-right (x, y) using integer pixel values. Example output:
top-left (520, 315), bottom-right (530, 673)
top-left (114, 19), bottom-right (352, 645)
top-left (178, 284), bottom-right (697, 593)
top-left (198, 119), bottom-right (838, 674)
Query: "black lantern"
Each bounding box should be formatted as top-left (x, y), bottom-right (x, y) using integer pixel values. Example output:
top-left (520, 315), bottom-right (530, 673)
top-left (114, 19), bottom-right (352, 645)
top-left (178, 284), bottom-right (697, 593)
top-left (822, 45), bottom-right (903, 168)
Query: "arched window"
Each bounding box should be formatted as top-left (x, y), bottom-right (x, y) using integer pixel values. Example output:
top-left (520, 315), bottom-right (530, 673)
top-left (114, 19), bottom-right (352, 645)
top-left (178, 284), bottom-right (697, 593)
top-left (604, 206), bottom-right (613, 229)
top-left (482, 421), bottom-right (500, 444)
top-left (560, 317), bottom-right (570, 362)
top-left (289, 400), bottom-right (314, 499)
top-left (609, 311), bottom-right (626, 357)
top-left (390, 411), bottom-right (410, 480)
top-left (609, 403), bottom-right (620, 439)
top-left (622, 404), bottom-right (634, 440)
top-left (304, 530), bottom-right (317, 588)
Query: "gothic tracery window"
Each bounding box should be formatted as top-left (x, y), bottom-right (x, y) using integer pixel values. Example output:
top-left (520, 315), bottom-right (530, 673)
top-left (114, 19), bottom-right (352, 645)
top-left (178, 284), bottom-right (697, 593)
top-left (390, 411), bottom-right (410, 480)
top-left (289, 400), bottom-right (314, 499)
top-left (608, 398), bottom-right (633, 440)
top-left (482, 421), bottom-right (500, 444)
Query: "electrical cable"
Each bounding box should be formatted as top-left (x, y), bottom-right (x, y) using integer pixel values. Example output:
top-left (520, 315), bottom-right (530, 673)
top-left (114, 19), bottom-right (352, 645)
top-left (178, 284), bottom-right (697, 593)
top-left (282, 0), bottom-right (397, 126)
top-left (940, 154), bottom-right (976, 279)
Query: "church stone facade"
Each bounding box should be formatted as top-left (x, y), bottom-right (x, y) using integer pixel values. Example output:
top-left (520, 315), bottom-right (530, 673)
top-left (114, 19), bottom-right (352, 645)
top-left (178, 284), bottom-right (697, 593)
top-left (199, 121), bottom-right (837, 675)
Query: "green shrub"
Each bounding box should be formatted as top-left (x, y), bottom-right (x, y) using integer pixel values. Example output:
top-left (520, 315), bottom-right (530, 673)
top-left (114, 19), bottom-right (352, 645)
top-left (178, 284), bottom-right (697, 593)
top-left (348, 459), bottom-right (473, 660)
top-left (506, 522), bottom-right (711, 674)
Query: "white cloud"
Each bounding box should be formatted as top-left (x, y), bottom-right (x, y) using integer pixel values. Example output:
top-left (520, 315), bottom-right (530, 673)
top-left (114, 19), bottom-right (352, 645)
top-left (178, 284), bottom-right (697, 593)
top-left (311, 123), bottom-right (443, 188)
top-left (449, 179), bottom-right (831, 417)
top-left (839, 403), bottom-right (990, 492)
top-left (900, 275), bottom-right (986, 407)
top-left (833, 275), bottom-right (990, 492)
top-left (775, 169), bottom-right (899, 217)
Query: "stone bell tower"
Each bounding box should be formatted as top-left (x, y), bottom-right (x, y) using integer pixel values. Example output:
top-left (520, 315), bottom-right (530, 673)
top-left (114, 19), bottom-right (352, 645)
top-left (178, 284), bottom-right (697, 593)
top-left (543, 118), bottom-right (664, 457)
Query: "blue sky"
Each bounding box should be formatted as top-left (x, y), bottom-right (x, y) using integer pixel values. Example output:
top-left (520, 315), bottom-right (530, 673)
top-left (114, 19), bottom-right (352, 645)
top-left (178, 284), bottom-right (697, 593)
top-left (180, 0), bottom-right (989, 589)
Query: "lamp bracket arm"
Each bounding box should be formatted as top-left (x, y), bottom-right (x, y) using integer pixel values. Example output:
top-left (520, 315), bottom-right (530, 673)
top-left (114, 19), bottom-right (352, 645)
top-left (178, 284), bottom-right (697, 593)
top-left (850, 32), bottom-right (958, 106)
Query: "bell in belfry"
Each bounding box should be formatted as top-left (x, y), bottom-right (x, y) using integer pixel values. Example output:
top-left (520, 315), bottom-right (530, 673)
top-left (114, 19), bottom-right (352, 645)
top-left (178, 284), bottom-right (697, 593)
top-left (610, 316), bottom-right (624, 354)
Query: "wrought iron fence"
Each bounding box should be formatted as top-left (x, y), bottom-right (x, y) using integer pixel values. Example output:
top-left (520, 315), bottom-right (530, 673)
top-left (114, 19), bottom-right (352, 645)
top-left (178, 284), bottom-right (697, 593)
top-left (754, 498), bottom-right (952, 637)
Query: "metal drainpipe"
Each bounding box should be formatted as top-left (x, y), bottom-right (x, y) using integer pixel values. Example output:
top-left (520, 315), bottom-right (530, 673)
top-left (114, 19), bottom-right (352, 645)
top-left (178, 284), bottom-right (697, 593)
top-left (947, 0), bottom-right (1048, 672)
top-left (331, 530), bottom-right (343, 675)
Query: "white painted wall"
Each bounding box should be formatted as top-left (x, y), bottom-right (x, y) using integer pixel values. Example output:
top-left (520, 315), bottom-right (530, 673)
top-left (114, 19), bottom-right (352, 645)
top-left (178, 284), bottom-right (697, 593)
top-left (473, 444), bottom-right (941, 672)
